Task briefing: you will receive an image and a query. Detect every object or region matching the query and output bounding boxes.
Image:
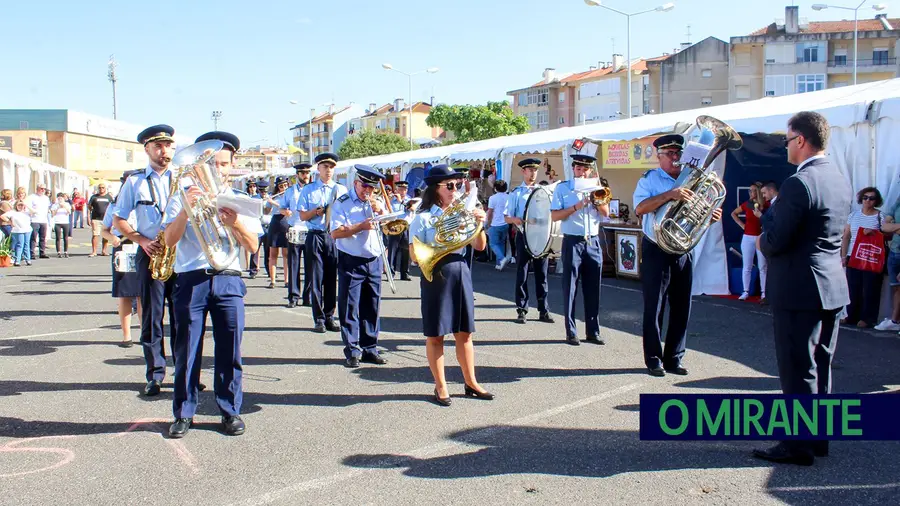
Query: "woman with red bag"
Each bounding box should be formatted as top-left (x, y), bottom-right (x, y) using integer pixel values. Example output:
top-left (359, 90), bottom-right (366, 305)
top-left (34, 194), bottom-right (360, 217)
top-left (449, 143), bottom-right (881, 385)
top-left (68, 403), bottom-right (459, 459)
top-left (841, 187), bottom-right (886, 328)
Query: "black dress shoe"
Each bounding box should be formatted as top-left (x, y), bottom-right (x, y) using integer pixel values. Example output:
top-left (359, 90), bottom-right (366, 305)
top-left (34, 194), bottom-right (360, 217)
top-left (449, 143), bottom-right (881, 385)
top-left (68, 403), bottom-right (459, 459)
top-left (565, 336), bottom-right (580, 346)
top-left (313, 324), bottom-right (326, 334)
top-left (539, 312), bottom-right (555, 323)
top-left (345, 357), bottom-right (360, 368)
top-left (464, 384), bottom-right (495, 400)
top-left (400, 276), bottom-right (411, 281)
top-left (752, 443), bottom-right (814, 466)
top-left (585, 335), bottom-right (605, 345)
top-left (649, 367), bottom-right (666, 377)
top-left (143, 380), bottom-right (162, 396)
top-left (433, 388), bottom-right (451, 407)
top-left (199, 382), bottom-right (207, 392)
top-left (222, 415), bottom-right (245, 436)
top-left (287, 300), bottom-right (297, 308)
top-left (302, 301), bottom-right (311, 307)
top-left (361, 353), bottom-right (387, 365)
top-left (325, 319), bottom-right (340, 332)
top-left (515, 311), bottom-right (527, 324)
top-left (813, 441), bottom-right (829, 457)
top-left (248, 273), bottom-right (257, 279)
top-left (664, 366), bottom-right (689, 376)
top-left (168, 418), bottom-right (192, 438)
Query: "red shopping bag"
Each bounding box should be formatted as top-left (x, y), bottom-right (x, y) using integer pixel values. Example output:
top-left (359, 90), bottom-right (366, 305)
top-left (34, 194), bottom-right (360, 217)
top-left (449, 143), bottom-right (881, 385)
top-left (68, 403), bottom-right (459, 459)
top-left (848, 227), bottom-right (887, 273)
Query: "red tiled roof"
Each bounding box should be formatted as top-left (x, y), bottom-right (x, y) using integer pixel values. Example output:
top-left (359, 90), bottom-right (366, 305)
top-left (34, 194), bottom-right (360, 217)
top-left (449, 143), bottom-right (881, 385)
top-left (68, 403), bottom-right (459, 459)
top-left (561, 59), bottom-right (652, 84)
top-left (748, 18), bottom-right (899, 36)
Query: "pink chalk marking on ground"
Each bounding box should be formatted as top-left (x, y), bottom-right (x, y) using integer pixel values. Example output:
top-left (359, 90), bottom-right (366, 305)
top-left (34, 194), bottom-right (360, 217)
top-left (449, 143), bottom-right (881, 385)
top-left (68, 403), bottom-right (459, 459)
top-left (111, 418), bottom-right (199, 474)
top-left (0, 436), bottom-right (77, 478)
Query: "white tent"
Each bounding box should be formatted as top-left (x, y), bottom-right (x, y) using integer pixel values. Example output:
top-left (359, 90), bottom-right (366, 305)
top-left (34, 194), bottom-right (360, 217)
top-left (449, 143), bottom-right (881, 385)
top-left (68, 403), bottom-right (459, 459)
top-left (0, 149), bottom-right (91, 198)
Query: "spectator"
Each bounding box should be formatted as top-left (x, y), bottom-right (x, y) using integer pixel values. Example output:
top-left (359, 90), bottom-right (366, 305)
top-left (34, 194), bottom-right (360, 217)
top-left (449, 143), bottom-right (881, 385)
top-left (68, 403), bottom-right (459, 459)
top-left (50, 192), bottom-right (72, 258)
top-left (760, 181), bottom-right (779, 208)
top-left (486, 180), bottom-right (510, 270)
top-left (841, 186), bottom-right (886, 328)
top-left (72, 191), bottom-right (86, 230)
top-left (875, 195), bottom-right (900, 331)
top-left (26, 183), bottom-right (51, 259)
top-left (731, 182), bottom-right (769, 301)
top-left (87, 184), bottom-right (113, 257)
top-left (0, 189), bottom-right (13, 238)
top-left (1, 200), bottom-right (34, 266)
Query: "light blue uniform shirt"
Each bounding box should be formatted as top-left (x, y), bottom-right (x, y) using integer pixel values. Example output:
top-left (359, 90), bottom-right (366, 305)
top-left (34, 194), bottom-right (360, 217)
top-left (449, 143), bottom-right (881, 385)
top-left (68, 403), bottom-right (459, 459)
top-left (278, 183), bottom-right (306, 227)
top-left (504, 183), bottom-right (537, 219)
top-left (102, 202), bottom-right (121, 238)
top-left (330, 191), bottom-right (385, 258)
top-left (298, 179), bottom-right (348, 231)
top-left (409, 205), bottom-right (467, 255)
top-left (633, 167), bottom-right (680, 244)
top-left (551, 180), bottom-right (604, 237)
top-left (390, 194), bottom-right (414, 223)
top-left (114, 165), bottom-right (173, 239)
top-left (162, 188), bottom-right (251, 274)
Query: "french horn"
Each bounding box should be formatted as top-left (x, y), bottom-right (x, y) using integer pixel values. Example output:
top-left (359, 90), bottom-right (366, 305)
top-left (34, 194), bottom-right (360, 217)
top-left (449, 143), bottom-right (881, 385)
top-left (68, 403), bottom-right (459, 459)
top-left (411, 183), bottom-right (482, 282)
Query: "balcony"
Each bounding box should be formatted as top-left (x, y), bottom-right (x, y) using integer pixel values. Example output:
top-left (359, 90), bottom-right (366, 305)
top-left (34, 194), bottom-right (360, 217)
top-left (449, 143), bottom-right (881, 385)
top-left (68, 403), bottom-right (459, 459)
top-left (827, 58), bottom-right (897, 74)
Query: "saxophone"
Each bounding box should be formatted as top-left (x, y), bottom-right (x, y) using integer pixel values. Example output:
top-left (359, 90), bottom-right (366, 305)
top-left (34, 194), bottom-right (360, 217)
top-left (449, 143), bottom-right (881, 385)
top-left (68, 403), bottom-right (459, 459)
top-left (149, 166), bottom-right (185, 281)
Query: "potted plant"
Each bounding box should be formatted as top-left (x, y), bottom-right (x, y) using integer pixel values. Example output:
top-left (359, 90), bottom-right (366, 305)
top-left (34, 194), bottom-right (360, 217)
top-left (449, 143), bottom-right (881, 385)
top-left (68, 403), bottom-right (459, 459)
top-left (0, 235), bottom-right (11, 268)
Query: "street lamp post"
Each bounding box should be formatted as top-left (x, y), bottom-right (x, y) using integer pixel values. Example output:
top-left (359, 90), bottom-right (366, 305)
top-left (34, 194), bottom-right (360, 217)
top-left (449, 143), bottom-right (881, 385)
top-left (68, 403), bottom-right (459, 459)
top-left (583, 1), bottom-right (675, 118)
top-left (382, 64), bottom-right (439, 148)
top-left (812, 2), bottom-right (886, 85)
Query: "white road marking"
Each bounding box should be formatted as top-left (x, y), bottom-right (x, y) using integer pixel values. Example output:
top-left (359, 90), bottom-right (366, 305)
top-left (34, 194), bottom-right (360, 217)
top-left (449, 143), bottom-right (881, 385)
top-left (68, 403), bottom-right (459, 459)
top-left (768, 482), bottom-right (900, 492)
top-left (227, 382), bottom-right (642, 506)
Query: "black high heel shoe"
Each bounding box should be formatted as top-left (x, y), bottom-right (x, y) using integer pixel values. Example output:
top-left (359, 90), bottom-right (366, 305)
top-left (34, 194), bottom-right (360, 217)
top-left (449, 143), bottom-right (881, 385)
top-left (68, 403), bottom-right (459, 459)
top-left (464, 384), bottom-right (495, 400)
top-left (433, 388), bottom-right (451, 407)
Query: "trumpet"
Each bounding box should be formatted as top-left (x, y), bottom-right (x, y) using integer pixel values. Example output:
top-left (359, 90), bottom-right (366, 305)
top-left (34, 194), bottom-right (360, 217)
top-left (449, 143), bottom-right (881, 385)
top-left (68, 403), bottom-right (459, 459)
top-left (573, 179), bottom-right (613, 240)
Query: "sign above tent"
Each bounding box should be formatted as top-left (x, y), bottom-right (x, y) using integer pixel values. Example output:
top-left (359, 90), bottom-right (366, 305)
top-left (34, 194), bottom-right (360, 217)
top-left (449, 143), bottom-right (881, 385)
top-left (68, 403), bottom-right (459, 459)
top-left (600, 136), bottom-right (662, 170)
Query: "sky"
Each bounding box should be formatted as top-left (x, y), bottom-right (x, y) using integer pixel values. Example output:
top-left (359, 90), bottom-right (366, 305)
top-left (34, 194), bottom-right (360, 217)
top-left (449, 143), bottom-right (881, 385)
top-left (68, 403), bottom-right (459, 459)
top-left (2, 0), bottom-right (893, 147)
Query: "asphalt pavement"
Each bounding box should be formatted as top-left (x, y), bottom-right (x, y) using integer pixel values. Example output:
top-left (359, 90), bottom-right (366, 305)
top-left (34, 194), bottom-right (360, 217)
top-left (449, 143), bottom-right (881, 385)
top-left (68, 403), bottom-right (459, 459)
top-left (1, 228), bottom-right (899, 505)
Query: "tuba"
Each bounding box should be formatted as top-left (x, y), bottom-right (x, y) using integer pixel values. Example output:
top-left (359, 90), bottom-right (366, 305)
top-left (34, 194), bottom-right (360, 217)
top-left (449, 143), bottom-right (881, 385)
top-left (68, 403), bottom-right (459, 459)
top-left (653, 115), bottom-right (743, 255)
top-left (412, 182), bottom-right (482, 282)
top-left (172, 140), bottom-right (241, 271)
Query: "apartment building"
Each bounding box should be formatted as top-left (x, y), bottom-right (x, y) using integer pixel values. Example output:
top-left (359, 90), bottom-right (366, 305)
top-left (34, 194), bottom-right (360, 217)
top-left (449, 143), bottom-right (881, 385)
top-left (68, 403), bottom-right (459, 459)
top-left (234, 147), bottom-right (292, 173)
top-left (357, 99), bottom-right (443, 145)
top-left (645, 36), bottom-right (730, 114)
top-left (291, 103), bottom-right (364, 163)
top-left (567, 56), bottom-right (651, 125)
top-left (730, 5), bottom-right (899, 102)
top-left (507, 68), bottom-right (573, 132)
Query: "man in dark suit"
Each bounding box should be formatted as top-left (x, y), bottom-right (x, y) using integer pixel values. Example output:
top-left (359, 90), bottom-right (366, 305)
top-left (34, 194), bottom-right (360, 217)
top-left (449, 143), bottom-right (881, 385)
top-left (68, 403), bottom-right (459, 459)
top-left (752, 111), bottom-right (851, 466)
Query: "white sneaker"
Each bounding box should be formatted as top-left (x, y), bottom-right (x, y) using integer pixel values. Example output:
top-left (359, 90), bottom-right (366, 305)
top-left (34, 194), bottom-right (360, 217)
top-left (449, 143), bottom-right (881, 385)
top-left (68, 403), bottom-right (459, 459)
top-left (874, 318), bottom-right (900, 331)
top-left (738, 292), bottom-right (749, 301)
top-left (508, 256), bottom-right (516, 265)
top-left (498, 257), bottom-right (510, 271)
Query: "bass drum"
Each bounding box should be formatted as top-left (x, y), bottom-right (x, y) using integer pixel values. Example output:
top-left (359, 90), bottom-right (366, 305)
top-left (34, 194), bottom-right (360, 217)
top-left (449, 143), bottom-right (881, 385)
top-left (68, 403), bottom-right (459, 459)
top-left (522, 186), bottom-right (561, 258)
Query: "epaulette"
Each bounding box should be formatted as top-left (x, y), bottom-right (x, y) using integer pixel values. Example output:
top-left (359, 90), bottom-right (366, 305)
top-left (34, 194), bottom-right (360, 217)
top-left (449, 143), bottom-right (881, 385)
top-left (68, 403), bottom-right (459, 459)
top-left (641, 170), bottom-right (653, 178)
top-left (337, 194), bottom-right (350, 203)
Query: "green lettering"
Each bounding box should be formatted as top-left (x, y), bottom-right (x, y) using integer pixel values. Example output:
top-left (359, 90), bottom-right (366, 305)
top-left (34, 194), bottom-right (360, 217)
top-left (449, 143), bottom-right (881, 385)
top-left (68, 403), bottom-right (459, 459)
top-left (819, 399), bottom-right (840, 435)
top-left (698, 399), bottom-right (730, 436)
top-left (743, 399), bottom-right (765, 435)
top-left (842, 399), bottom-right (863, 436)
top-left (734, 397), bottom-right (741, 436)
top-left (767, 399), bottom-right (792, 436)
top-left (660, 400), bottom-right (689, 436)
top-left (793, 399), bottom-right (818, 436)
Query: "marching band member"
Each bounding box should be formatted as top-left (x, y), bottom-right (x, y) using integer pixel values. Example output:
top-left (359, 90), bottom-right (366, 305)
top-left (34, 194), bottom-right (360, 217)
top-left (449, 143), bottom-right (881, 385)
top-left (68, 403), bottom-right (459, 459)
top-left (281, 163), bottom-right (312, 308)
top-left (299, 153), bottom-right (347, 333)
top-left (633, 134), bottom-right (722, 377)
top-left (266, 176), bottom-right (290, 289)
top-left (550, 154), bottom-right (609, 346)
top-left (162, 131), bottom-right (260, 438)
top-left (255, 180), bottom-right (272, 280)
top-left (113, 124), bottom-right (178, 396)
top-left (409, 164), bottom-right (493, 406)
top-left (455, 167), bottom-right (477, 269)
top-left (505, 158), bottom-right (554, 325)
top-left (102, 170), bottom-right (141, 348)
top-left (330, 165), bottom-right (391, 368)
top-left (245, 179), bottom-right (262, 279)
top-left (387, 181), bottom-right (412, 281)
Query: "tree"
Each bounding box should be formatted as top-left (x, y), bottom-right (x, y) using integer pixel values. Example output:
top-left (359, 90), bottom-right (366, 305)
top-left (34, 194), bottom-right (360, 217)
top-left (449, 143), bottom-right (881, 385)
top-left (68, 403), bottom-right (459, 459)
top-left (337, 130), bottom-right (418, 160)
top-left (426, 101), bottom-right (531, 144)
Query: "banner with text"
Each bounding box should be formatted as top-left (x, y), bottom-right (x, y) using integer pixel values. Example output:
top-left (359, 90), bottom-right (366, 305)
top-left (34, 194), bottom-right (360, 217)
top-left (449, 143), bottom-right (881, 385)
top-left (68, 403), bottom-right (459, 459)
top-left (601, 136), bottom-right (661, 170)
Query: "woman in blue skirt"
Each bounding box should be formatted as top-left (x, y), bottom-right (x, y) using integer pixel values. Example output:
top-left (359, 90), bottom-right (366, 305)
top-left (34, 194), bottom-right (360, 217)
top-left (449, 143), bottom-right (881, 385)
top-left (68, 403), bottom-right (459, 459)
top-left (409, 164), bottom-right (494, 406)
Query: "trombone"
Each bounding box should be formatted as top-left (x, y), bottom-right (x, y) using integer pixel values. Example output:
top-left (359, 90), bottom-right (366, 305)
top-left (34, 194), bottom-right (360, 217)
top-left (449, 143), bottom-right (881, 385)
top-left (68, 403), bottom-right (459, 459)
top-left (573, 179), bottom-right (613, 240)
top-left (368, 180), bottom-right (396, 293)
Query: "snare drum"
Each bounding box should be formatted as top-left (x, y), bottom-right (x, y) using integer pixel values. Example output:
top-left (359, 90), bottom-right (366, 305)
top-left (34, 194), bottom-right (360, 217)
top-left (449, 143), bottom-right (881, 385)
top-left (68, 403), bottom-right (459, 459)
top-left (114, 250), bottom-right (136, 273)
top-left (287, 224), bottom-right (307, 245)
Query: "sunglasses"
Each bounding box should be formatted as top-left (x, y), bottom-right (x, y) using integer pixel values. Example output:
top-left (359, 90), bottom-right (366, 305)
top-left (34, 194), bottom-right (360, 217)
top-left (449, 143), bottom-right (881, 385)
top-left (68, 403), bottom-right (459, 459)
top-left (442, 181), bottom-right (465, 191)
top-left (862, 195), bottom-right (878, 201)
top-left (784, 135), bottom-right (800, 147)
top-left (359, 181), bottom-right (376, 189)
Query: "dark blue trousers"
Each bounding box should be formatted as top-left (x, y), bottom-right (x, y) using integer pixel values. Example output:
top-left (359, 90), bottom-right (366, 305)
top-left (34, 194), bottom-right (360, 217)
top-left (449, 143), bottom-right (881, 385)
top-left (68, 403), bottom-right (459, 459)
top-left (561, 235), bottom-right (603, 339)
top-left (172, 270), bottom-right (245, 419)
top-left (248, 233), bottom-right (268, 277)
top-left (287, 242), bottom-right (310, 305)
top-left (135, 248), bottom-right (175, 383)
top-left (306, 231), bottom-right (338, 326)
top-left (387, 230), bottom-right (410, 279)
top-left (641, 237), bottom-right (693, 369)
top-left (337, 253), bottom-right (382, 359)
top-left (514, 234), bottom-right (549, 314)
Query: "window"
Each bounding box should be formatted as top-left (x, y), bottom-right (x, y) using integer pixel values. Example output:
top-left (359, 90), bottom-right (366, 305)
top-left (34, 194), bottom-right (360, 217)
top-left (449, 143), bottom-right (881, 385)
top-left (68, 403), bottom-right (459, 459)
top-left (578, 79), bottom-right (620, 98)
top-left (642, 75), bottom-right (650, 114)
top-left (873, 48), bottom-right (889, 65)
top-left (558, 116), bottom-right (565, 125)
top-left (765, 43), bottom-right (794, 64)
top-left (19, 121), bottom-right (29, 129)
top-left (765, 75), bottom-right (794, 97)
top-left (558, 92), bottom-right (566, 103)
top-left (701, 96), bottom-right (712, 105)
top-left (524, 110), bottom-right (549, 129)
top-left (518, 92), bottom-right (527, 106)
top-left (735, 85), bottom-right (751, 100)
top-left (832, 81), bottom-right (849, 88)
top-left (797, 74), bottom-right (826, 93)
top-left (631, 105), bottom-right (640, 117)
top-left (701, 69), bottom-right (712, 78)
top-left (833, 54), bottom-right (847, 66)
top-left (796, 42), bottom-right (825, 63)
top-left (526, 88), bottom-right (549, 105)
